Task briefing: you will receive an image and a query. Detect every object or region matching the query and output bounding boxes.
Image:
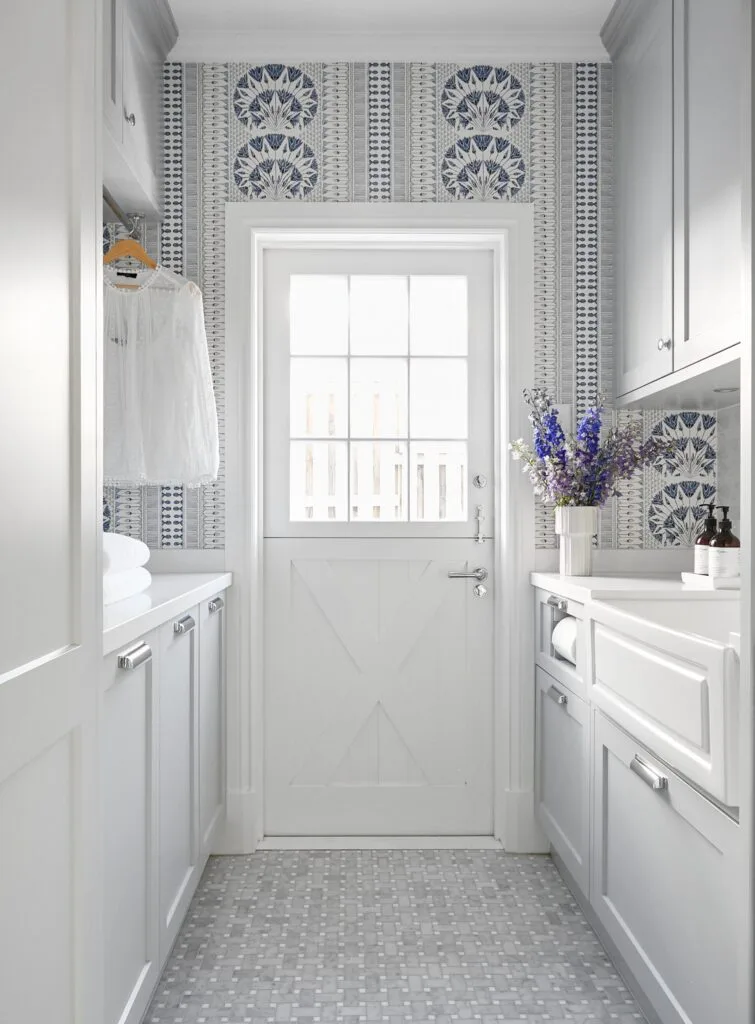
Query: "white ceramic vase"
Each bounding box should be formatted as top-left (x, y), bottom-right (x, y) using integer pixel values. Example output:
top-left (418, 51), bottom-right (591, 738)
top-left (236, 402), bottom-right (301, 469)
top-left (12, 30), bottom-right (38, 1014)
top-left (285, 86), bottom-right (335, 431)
top-left (554, 506), bottom-right (599, 576)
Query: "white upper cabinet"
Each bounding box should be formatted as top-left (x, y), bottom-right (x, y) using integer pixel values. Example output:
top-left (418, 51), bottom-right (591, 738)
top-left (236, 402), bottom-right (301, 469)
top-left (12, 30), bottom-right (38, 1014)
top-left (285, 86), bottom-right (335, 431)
top-left (103, 0), bottom-right (177, 217)
top-left (675, 0), bottom-right (742, 370)
top-left (604, 0), bottom-right (743, 402)
top-left (611, 0), bottom-right (674, 397)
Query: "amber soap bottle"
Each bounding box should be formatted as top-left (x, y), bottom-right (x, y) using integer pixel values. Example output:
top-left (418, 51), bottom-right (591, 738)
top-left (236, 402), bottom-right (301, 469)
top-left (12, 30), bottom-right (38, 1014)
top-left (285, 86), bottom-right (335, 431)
top-left (693, 503), bottom-right (718, 575)
top-left (708, 506), bottom-right (741, 579)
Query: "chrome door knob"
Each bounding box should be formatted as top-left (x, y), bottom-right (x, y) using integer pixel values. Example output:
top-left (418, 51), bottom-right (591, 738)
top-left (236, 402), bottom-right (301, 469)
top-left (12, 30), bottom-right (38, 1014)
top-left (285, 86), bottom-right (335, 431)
top-left (473, 584), bottom-right (487, 598)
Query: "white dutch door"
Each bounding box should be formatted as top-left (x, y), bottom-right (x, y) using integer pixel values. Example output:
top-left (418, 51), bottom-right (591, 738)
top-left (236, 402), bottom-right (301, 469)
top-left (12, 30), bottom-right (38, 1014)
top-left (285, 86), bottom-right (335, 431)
top-left (263, 247), bottom-right (494, 835)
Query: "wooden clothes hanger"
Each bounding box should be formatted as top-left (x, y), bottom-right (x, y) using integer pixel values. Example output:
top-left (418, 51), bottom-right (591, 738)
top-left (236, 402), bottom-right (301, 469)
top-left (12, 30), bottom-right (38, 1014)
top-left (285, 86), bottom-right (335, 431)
top-left (103, 234), bottom-right (157, 289)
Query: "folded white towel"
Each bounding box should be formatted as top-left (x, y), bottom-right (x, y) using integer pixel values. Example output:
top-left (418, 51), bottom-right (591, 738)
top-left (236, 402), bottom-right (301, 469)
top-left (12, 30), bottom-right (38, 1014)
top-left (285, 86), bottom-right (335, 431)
top-left (103, 567), bottom-right (152, 606)
top-left (551, 615), bottom-right (578, 666)
top-left (103, 532), bottom-right (150, 575)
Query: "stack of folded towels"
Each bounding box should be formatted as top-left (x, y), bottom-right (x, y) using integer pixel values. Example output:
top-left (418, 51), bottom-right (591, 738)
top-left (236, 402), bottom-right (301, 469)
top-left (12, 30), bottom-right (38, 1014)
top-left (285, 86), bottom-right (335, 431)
top-left (103, 532), bottom-right (152, 606)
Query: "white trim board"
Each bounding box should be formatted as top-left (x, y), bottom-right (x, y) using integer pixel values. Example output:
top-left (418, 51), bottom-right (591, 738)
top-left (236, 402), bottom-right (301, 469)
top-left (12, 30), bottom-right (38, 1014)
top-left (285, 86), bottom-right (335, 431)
top-left (258, 836), bottom-right (505, 851)
top-left (221, 202), bottom-right (545, 855)
top-left (170, 29), bottom-right (609, 63)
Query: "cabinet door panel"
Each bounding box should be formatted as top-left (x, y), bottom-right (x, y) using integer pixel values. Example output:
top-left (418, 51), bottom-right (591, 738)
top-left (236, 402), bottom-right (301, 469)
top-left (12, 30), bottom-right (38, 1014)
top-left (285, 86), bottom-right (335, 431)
top-left (199, 596), bottom-right (226, 854)
top-left (121, 10), bottom-right (159, 195)
top-left (614, 0), bottom-right (674, 396)
top-left (158, 610), bottom-right (199, 959)
top-left (103, 0), bottom-right (123, 143)
top-left (675, 0), bottom-right (742, 369)
top-left (535, 668), bottom-right (589, 893)
top-left (103, 642), bottom-right (159, 1024)
top-left (592, 712), bottom-right (737, 1024)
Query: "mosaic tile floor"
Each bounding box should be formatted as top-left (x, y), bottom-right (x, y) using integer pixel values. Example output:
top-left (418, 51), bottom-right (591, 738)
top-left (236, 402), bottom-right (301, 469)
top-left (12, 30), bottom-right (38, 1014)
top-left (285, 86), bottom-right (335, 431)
top-left (146, 851), bottom-right (647, 1023)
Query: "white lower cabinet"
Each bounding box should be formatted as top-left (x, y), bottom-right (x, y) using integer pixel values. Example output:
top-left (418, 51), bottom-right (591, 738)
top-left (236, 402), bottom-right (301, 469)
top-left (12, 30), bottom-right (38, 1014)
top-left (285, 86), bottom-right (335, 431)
top-left (199, 594), bottom-right (226, 855)
top-left (592, 711), bottom-right (738, 1024)
top-left (103, 590), bottom-right (228, 1024)
top-left (158, 608), bottom-right (200, 960)
top-left (103, 636), bottom-right (159, 1024)
top-left (535, 667), bottom-right (590, 894)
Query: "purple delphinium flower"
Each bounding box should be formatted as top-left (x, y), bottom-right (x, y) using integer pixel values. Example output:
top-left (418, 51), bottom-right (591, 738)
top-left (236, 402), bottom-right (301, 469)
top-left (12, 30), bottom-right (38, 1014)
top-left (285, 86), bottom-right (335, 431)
top-left (509, 389), bottom-right (674, 507)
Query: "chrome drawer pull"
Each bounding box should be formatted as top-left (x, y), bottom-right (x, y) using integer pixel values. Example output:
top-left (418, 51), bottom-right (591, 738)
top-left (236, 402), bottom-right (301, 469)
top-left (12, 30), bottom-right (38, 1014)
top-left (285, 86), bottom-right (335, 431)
top-left (208, 596), bottom-right (224, 614)
top-left (117, 643), bottom-right (152, 671)
top-left (630, 755), bottom-right (668, 792)
top-left (547, 684), bottom-right (568, 707)
top-left (174, 614), bottom-right (196, 635)
top-left (546, 595), bottom-right (567, 611)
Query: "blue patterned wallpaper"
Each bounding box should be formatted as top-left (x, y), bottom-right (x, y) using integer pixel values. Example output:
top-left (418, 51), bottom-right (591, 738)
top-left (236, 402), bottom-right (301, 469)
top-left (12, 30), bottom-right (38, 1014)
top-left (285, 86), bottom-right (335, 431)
top-left (104, 61), bottom-right (717, 550)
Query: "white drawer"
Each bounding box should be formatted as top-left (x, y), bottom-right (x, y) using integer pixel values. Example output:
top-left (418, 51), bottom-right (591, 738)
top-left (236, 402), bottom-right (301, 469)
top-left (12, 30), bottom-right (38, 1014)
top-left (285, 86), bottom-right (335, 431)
top-left (592, 711), bottom-right (738, 1024)
top-left (589, 603), bottom-right (739, 805)
top-left (535, 667), bottom-right (590, 893)
top-left (534, 588), bottom-right (586, 698)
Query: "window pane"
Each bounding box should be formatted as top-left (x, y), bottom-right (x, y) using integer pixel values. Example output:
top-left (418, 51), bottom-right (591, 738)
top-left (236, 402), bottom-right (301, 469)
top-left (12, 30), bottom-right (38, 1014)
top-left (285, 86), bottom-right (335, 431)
top-left (350, 358), bottom-right (408, 438)
top-left (290, 275), bottom-right (348, 354)
top-left (350, 276), bottom-right (409, 354)
top-left (290, 358), bottom-right (347, 438)
top-left (410, 442), bottom-right (468, 522)
top-left (290, 441), bottom-right (347, 521)
top-left (350, 442), bottom-right (408, 521)
top-left (410, 359), bottom-right (468, 438)
top-left (410, 276), bottom-right (468, 355)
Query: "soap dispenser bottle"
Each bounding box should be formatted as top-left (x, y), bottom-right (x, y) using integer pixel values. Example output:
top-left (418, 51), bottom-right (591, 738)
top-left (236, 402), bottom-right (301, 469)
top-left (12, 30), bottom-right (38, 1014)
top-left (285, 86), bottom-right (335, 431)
top-left (709, 506), bottom-right (741, 579)
top-left (694, 503), bottom-right (718, 575)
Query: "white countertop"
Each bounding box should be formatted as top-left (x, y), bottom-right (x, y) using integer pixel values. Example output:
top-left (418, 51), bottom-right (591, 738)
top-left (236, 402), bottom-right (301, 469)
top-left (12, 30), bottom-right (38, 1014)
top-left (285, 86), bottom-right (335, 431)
top-left (103, 572), bottom-right (232, 655)
top-left (530, 571), bottom-right (741, 603)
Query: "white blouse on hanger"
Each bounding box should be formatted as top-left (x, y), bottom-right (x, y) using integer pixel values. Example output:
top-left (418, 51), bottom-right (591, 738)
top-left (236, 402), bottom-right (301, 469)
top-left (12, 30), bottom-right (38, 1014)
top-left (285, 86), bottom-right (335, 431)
top-left (104, 264), bottom-right (219, 487)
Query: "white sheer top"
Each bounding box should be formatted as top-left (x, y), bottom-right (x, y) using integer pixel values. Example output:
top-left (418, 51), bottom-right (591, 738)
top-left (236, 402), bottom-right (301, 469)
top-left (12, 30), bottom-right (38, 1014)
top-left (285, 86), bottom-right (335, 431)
top-left (104, 265), bottom-right (219, 487)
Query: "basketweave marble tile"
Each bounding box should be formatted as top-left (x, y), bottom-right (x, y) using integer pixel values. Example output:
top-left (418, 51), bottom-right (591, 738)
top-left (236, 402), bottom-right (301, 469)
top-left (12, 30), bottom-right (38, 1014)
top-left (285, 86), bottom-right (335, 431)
top-left (146, 851), bottom-right (646, 1023)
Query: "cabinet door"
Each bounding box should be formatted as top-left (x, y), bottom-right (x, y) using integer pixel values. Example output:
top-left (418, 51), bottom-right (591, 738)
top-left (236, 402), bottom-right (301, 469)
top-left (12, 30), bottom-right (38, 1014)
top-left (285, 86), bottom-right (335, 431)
top-left (199, 594), bottom-right (226, 855)
top-left (674, 0), bottom-right (742, 369)
top-left (121, 7), bottom-right (160, 199)
top-left (614, 0), bottom-right (674, 396)
top-left (158, 609), bottom-right (199, 960)
top-left (592, 712), bottom-right (737, 1024)
top-left (103, 639), bottom-right (159, 1024)
top-left (535, 668), bottom-right (590, 893)
top-left (102, 0), bottom-right (123, 143)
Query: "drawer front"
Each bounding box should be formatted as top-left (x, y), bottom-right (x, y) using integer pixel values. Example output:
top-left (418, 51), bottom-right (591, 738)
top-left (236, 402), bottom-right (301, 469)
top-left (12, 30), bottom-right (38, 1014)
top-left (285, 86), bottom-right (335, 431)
top-left (534, 589), bottom-right (586, 698)
top-left (590, 610), bottom-right (734, 803)
top-left (535, 667), bottom-right (590, 893)
top-left (592, 712), bottom-right (737, 1024)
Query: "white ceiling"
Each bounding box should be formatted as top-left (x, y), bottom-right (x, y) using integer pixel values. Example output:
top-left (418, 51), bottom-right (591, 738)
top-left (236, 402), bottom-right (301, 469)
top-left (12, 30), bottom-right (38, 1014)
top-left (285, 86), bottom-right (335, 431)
top-left (169, 0), bottom-right (614, 62)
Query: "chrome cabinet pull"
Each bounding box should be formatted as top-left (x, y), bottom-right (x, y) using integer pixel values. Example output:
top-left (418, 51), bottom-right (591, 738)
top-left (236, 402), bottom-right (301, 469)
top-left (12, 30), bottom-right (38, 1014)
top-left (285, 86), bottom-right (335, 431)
top-left (117, 642), bottom-right (152, 671)
top-left (208, 596), bottom-right (224, 614)
top-left (174, 614), bottom-right (196, 635)
top-left (124, 110), bottom-right (136, 126)
top-left (657, 337), bottom-right (672, 351)
top-left (448, 567), bottom-right (488, 582)
top-left (630, 755), bottom-right (668, 792)
top-left (547, 684), bottom-right (568, 708)
top-left (546, 594), bottom-right (567, 611)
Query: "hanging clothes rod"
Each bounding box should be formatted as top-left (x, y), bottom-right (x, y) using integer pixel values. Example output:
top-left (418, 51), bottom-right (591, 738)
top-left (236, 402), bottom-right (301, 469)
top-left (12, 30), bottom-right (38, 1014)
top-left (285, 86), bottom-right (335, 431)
top-left (103, 185), bottom-right (139, 236)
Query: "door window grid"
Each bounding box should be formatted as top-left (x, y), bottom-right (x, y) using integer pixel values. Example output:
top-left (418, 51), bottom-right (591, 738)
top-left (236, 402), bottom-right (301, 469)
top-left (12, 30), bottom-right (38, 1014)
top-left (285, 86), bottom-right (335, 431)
top-left (289, 275), bottom-right (469, 523)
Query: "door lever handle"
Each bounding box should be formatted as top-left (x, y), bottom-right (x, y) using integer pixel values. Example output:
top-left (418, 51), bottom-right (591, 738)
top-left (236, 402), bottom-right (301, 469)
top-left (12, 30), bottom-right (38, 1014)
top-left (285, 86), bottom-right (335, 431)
top-left (448, 567), bottom-right (488, 582)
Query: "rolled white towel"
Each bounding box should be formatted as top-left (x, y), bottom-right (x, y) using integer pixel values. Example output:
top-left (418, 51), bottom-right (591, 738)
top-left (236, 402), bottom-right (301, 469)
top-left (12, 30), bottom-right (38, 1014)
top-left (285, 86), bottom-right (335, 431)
top-left (103, 532), bottom-right (150, 574)
top-left (103, 567), bottom-right (152, 606)
top-left (551, 615), bottom-right (578, 666)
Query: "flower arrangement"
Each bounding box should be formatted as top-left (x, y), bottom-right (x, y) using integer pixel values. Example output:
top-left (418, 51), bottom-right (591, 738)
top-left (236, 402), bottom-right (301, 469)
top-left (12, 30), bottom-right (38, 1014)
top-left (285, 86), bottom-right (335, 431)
top-left (510, 388), bottom-right (671, 507)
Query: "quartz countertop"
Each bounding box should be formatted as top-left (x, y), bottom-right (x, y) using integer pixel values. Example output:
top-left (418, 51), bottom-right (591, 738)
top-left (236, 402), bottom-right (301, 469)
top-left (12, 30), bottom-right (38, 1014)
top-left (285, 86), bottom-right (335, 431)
top-left (103, 572), bottom-right (232, 656)
top-left (530, 571), bottom-right (741, 604)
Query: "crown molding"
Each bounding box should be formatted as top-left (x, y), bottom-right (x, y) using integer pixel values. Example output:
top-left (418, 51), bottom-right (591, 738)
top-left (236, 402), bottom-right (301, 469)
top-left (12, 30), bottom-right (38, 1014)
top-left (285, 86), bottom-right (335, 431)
top-left (169, 29), bottom-right (610, 63)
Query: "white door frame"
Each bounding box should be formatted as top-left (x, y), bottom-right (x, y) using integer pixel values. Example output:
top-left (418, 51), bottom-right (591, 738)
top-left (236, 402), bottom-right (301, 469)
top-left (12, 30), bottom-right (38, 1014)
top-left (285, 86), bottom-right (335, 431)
top-left (222, 202), bottom-right (546, 853)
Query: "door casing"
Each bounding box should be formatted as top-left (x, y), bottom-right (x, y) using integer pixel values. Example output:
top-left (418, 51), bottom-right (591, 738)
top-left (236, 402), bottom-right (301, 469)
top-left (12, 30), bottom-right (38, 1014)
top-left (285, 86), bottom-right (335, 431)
top-left (222, 202), bottom-right (545, 853)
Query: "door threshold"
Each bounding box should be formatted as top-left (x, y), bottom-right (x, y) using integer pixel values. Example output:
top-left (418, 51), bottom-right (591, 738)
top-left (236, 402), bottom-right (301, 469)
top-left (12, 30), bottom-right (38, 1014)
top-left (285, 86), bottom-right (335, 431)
top-left (258, 835), bottom-right (503, 850)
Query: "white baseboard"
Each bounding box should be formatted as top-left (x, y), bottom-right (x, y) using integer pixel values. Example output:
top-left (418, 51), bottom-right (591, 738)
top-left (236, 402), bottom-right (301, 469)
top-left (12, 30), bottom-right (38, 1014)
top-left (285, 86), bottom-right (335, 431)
top-left (212, 788), bottom-right (261, 854)
top-left (257, 835), bottom-right (503, 850)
